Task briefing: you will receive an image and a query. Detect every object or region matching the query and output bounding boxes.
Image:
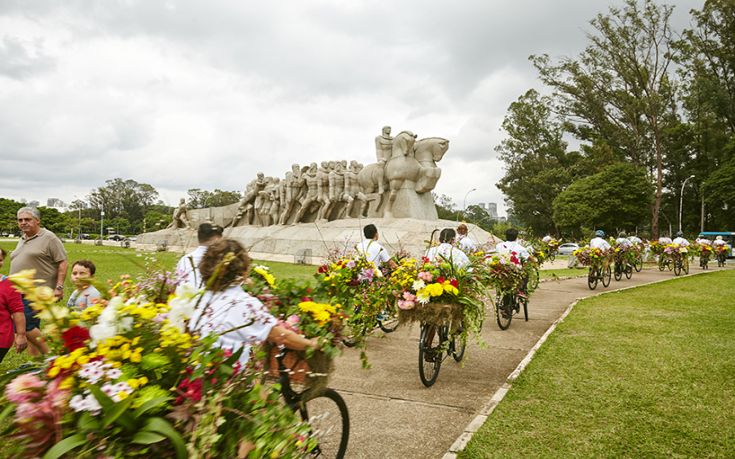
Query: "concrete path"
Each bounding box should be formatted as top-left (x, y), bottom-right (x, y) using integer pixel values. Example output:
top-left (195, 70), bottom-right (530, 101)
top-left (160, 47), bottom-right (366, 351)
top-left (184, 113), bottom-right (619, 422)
top-left (328, 264), bottom-right (729, 458)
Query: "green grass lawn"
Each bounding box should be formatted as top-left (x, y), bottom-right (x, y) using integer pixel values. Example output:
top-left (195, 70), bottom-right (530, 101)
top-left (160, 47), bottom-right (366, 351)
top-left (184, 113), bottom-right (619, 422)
top-left (460, 269), bottom-right (735, 458)
top-left (0, 241), bottom-right (317, 290)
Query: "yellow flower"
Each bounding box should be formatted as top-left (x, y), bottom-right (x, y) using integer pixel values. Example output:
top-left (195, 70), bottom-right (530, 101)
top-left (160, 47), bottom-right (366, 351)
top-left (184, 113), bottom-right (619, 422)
top-left (424, 283), bottom-right (444, 297)
top-left (60, 377), bottom-right (75, 390)
top-left (7, 269), bottom-right (41, 292)
top-left (48, 366), bottom-right (61, 378)
top-left (117, 391), bottom-right (130, 400)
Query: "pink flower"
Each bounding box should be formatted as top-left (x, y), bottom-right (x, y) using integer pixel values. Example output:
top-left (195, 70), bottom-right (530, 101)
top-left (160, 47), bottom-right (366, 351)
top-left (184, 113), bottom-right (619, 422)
top-left (5, 373), bottom-right (45, 404)
top-left (417, 271), bottom-right (433, 282)
top-left (402, 291), bottom-right (416, 301)
top-left (286, 314), bottom-right (301, 326)
top-left (397, 300), bottom-right (415, 310)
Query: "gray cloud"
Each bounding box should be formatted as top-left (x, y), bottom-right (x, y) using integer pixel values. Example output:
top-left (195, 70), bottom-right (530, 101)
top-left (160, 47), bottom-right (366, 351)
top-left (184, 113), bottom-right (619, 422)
top-left (0, 0), bottom-right (703, 214)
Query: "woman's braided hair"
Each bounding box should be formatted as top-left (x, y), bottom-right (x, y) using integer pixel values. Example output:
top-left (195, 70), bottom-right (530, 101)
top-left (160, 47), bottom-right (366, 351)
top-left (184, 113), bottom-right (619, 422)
top-left (199, 239), bottom-right (251, 292)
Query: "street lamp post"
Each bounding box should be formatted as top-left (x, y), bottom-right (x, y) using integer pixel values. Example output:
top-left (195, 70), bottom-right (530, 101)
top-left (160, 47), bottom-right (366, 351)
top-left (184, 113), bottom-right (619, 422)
top-left (679, 175), bottom-right (695, 233)
top-left (100, 205), bottom-right (105, 242)
top-left (458, 188), bottom-right (477, 222)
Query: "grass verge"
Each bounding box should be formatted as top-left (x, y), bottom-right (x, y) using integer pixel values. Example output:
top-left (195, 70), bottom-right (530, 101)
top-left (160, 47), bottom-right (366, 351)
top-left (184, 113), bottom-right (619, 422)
top-left (460, 269), bottom-right (735, 458)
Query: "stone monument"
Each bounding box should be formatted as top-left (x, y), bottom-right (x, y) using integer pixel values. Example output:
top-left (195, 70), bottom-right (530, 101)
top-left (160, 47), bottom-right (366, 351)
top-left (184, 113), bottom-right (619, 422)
top-left (137, 126), bottom-right (498, 262)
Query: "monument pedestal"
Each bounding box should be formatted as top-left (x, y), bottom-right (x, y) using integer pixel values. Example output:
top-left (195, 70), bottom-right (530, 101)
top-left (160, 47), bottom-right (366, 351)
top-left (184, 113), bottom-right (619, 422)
top-left (136, 218), bottom-right (498, 265)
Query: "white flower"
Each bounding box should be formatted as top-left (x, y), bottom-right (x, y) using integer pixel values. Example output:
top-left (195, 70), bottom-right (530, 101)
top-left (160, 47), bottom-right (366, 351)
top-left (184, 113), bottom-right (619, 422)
top-left (411, 280), bottom-right (426, 291)
top-left (69, 394), bottom-right (87, 412)
top-left (118, 316), bottom-right (134, 332)
top-left (416, 291), bottom-right (431, 304)
top-left (174, 283), bottom-right (199, 300)
top-left (106, 368), bottom-right (122, 380)
top-left (70, 392), bottom-right (102, 414)
top-left (89, 323), bottom-right (116, 344)
top-left (99, 297), bottom-right (124, 323)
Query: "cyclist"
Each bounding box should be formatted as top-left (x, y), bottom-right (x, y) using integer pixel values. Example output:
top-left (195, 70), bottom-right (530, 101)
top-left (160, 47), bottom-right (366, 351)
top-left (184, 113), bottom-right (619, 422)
top-left (496, 228), bottom-right (531, 261)
top-left (189, 238), bottom-right (318, 365)
top-left (426, 228), bottom-right (470, 268)
top-left (355, 223), bottom-right (398, 270)
top-left (455, 223), bottom-right (477, 253)
top-left (672, 231), bottom-right (690, 247)
top-left (615, 232), bottom-right (632, 248)
top-left (712, 235), bottom-right (727, 248)
top-left (590, 230), bottom-right (611, 251)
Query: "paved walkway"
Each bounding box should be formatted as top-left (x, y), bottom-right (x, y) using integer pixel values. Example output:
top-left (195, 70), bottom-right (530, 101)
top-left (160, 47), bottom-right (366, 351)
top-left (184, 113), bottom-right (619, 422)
top-left (328, 264), bottom-right (730, 458)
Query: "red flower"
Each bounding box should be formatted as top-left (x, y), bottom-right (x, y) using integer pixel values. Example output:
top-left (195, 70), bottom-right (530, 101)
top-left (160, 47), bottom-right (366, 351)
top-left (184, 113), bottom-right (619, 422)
top-left (317, 265), bottom-right (329, 273)
top-left (306, 287), bottom-right (312, 294)
top-left (301, 296), bottom-right (312, 302)
top-left (175, 377), bottom-right (203, 404)
top-left (421, 256), bottom-right (431, 263)
top-left (61, 326), bottom-right (90, 352)
top-left (450, 279), bottom-right (459, 288)
top-left (436, 276), bottom-right (446, 284)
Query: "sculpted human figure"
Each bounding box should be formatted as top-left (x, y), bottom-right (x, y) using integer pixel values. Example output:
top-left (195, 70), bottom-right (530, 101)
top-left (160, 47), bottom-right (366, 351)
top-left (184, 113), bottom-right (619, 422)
top-left (315, 161), bottom-right (332, 221)
top-left (279, 164), bottom-right (306, 225)
top-left (374, 126), bottom-right (393, 195)
top-left (323, 161), bottom-right (346, 221)
top-left (343, 160), bottom-right (369, 218)
top-left (255, 177), bottom-right (277, 226)
top-left (230, 172), bottom-right (266, 226)
top-left (168, 198), bottom-right (191, 229)
top-left (294, 163), bottom-right (320, 223)
top-left (267, 177), bottom-right (282, 226)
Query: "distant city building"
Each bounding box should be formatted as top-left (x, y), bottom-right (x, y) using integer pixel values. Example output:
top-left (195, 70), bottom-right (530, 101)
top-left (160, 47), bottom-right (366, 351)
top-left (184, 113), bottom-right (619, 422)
top-left (487, 202), bottom-right (498, 219)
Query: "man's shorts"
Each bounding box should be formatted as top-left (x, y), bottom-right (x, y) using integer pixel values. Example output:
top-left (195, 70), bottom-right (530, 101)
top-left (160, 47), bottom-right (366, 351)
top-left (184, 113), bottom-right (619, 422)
top-left (22, 298), bottom-right (41, 331)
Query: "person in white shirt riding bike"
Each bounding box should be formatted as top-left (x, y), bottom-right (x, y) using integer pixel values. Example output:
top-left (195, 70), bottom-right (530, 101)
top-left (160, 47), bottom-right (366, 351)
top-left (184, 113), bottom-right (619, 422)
top-left (355, 224), bottom-right (398, 270)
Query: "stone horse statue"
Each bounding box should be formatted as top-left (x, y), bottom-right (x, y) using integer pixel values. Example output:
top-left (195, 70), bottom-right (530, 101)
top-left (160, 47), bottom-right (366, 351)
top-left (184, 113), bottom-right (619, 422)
top-left (357, 131), bottom-right (449, 218)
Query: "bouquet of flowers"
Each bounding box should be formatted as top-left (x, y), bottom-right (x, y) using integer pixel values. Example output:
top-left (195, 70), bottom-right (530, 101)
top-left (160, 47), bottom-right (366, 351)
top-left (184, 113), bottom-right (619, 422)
top-left (389, 257), bottom-right (485, 341)
top-left (664, 243), bottom-right (688, 258)
top-left (481, 252), bottom-right (527, 295)
top-left (714, 244), bottom-right (730, 256)
top-left (573, 246), bottom-right (608, 266)
top-left (1, 270), bottom-right (315, 458)
top-left (649, 241), bottom-right (665, 255)
top-left (314, 255), bottom-right (391, 356)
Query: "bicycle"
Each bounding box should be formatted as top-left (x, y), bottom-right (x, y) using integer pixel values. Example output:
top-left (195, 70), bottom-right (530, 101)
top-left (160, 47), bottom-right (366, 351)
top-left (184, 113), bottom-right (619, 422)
top-left (587, 261), bottom-right (611, 290)
top-left (633, 252), bottom-right (644, 272)
top-left (672, 252), bottom-right (689, 276)
top-left (418, 318), bottom-right (466, 387)
top-left (495, 290), bottom-right (528, 330)
top-left (274, 349), bottom-right (350, 458)
top-left (527, 266), bottom-right (540, 292)
top-left (613, 254), bottom-right (633, 281)
top-left (658, 254), bottom-right (672, 271)
top-left (716, 248), bottom-right (728, 267)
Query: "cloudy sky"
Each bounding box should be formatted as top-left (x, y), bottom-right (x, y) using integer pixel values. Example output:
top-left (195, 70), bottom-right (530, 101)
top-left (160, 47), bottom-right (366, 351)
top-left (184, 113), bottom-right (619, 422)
top-left (0, 0), bottom-right (700, 216)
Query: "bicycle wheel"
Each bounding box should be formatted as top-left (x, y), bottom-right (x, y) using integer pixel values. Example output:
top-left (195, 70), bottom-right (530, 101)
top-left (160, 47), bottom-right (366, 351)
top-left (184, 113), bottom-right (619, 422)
top-left (587, 267), bottom-right (598, 290)
top-left (634, 255), bottom-right (643, 272)
top-left (521, 296), bottom-right (529, 322)
top-left (549, 253), bottom-right (556, 262)
top-left (451, 326), bottom-right (466, 363)
top-left (300, 388), bottom-right (350, 459)
top-left (528, 268), bottom-right (540, 291)
top-left (614, 263), bottom-right (622, 281)
top-left (602, 265), bottom-right (612, 287)
top-left (495, 294), bottom-right (513, 330)
top-left (624, 264), bottom-right (633, 279)
top-left (684, 258), bottom-right (689, 275)
top-left (418, 324), bottom-right (443, 387)
top-left (674, 260), bottom-right (681, 276)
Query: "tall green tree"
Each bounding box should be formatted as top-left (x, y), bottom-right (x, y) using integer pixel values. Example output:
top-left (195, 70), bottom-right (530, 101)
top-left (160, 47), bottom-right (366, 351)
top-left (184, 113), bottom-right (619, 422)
top-left (531, 0), bottom-right (679, 237)
top-left (186, 188), bottom-right (242, 209)
top-left (88, 178), bottom-right (160, 233)
top-left (553, 163), bottom-right (653, 237)
top-left (495, 89), bottom-right (576, 236)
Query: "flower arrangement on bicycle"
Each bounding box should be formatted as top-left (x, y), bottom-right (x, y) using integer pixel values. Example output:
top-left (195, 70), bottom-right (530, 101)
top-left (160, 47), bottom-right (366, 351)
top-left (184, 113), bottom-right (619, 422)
top-left (573, 246), bottom-right (609, 267)
top-left (390, 257), bottom-right (485, 340)
top-left (314, 255), bottom-right (393, 357)
top-left (1, 270), bottom-right (316, 459)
